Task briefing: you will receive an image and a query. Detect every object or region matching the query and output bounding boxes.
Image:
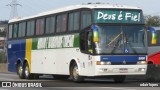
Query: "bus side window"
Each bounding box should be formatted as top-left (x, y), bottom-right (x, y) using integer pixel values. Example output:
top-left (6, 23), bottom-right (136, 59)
top-left (36, 18), bottom-right (45, 35)
top-left (18, 22), bottom-right (26, 38)
top-left (56, 14), bottom-right (67, 33)
top-left (27, 20), bottom-right (35, 36)
top-left (81, 11), bottom-right (91, 29)
top-left (68, 12), bottom-right (80, 31)
top-left (13, 23), bottom-right (18, 38)
top-left (46, 16), bottom-right (55, 34)
top-left (8, 25), bottom-right (13, 39)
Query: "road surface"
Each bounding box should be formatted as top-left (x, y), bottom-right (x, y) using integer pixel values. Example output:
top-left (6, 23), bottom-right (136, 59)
top-left (0, 72), bottom-right (159, 90)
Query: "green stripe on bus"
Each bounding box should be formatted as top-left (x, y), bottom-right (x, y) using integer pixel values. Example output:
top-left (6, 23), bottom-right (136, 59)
top-left (32, 38), bottom-right (38, 50)
top-left (73, 34), bottom-right (80, 47)
top-left (32, 34), bottom-right (79, 50)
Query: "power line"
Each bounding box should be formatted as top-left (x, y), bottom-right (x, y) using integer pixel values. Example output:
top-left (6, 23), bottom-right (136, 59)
top-left (7, 0), bottom-right (22, 19)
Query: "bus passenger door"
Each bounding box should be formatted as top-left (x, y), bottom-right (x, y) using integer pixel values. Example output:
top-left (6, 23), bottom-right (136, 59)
top-left (80, 30), bottom-right (93, 54)
top-left (79, 29), bottom-right (95, 75)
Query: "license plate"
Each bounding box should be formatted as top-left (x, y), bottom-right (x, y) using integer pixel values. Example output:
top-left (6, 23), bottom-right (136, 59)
top-left (119, 68), bottom-right (128, 73)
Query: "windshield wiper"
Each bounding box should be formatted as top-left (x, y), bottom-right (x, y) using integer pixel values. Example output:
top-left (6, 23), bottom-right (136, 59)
top-left (107, 31), bottom-right (123, 46)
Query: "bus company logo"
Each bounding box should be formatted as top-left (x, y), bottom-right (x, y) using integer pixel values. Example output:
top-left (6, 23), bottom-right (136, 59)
top-left (2, 82), bottom-right (11, 87)
top-left (37, 35), bottom-right (75, 49)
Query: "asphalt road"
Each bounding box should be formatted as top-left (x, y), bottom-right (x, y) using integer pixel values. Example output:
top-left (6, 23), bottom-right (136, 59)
top-left (0, 72), bottom-right (160, 90)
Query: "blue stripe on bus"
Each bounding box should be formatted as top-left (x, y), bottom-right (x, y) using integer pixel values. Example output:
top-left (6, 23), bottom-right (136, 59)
top-left (100, 55), bottom-right (146, 64)
top-left (7, 39), bottom-right (26, 72)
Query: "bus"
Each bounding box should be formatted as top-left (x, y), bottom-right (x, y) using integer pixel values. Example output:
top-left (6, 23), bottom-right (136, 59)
top-left (7, 3), bottom-right (148, 82)
top-left (146, 27), bottom-right (160, 81)
top-left (147, 27), bottom-right (160, 64)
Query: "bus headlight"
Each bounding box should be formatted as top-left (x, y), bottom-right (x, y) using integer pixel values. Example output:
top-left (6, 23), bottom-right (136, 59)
top-left (96, 61), bottom-right (111, 65)
top-left (137, 61), bottom-right (147, 65)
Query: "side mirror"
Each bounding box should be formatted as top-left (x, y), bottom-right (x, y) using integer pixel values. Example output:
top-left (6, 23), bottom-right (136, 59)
top-left (148, 27), bottom-right (157, 45)
top-left (91, 25), bottom-right (99, 42)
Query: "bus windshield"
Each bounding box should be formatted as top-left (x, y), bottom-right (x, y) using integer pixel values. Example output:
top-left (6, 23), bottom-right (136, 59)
top-left (93, 25), bottom-right (147, 55)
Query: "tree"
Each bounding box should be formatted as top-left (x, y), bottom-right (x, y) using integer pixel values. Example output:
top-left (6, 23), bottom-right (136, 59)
top-left (145, 15), bottom-right (160, 27)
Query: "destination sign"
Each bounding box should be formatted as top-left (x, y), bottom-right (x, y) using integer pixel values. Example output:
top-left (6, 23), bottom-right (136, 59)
top-left (94, 10), bottom-right (144, 24)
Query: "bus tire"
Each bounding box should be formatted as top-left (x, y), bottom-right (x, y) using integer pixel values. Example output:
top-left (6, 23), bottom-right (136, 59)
top-left (113, 75), bottom-right (126, 83)
top-left (24, 62), bottom-right (34, 79)
top-left (70, 62), bottom-right (84, 82)
top-left (17, 64), bottom-right (25, 79)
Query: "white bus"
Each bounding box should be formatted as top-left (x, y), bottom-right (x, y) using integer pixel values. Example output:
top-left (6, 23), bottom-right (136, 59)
top-left (7, 3), bottom-right (148, 82)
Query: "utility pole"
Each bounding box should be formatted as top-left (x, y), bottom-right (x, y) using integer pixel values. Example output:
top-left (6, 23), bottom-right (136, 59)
top-left (7, 0), bottom-right (22, 19)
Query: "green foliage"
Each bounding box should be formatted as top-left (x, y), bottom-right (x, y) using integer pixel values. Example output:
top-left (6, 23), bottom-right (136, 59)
top-left (145, 15), bottom-right (160, 27)
top-left (0, 53), bottom-right (2, 62)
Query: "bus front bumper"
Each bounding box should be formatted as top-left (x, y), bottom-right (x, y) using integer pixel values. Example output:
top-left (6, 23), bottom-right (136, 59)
top-left (95, 65), bottom-right (147, 76)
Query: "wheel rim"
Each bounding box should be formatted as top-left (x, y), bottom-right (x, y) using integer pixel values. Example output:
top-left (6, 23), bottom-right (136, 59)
top-left (18, 65), bottom-right (23, 76)
top-left (25, 66), bottom-right (29, 77)
top-left (73, 65), bottom-right (79, 80)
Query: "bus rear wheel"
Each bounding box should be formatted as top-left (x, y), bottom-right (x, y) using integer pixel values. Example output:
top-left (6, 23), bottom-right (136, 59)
top-left (24, 62), bottom-right (34, 79)
top-left (70, 62), bottom-right (84, 82)
top-left (17, 64), bottom-right (25, 79)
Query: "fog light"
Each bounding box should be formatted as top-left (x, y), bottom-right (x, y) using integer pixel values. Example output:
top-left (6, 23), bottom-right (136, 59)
top-left (138, 68), bottom-right (145, 72)
top-left (99, 68), bottom-right (108, 72)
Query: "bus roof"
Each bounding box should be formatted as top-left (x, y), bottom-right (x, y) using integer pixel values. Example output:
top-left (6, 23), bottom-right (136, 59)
top-left (9, 3), bottom-right (142, 23)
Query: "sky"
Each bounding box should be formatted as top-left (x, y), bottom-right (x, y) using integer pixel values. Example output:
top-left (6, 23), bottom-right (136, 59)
top-left (0, 0), bottom-right (160, 20)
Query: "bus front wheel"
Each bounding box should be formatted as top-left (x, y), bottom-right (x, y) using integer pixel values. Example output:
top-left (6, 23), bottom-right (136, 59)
top-left (70, 62), bottom-right (84, 82)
